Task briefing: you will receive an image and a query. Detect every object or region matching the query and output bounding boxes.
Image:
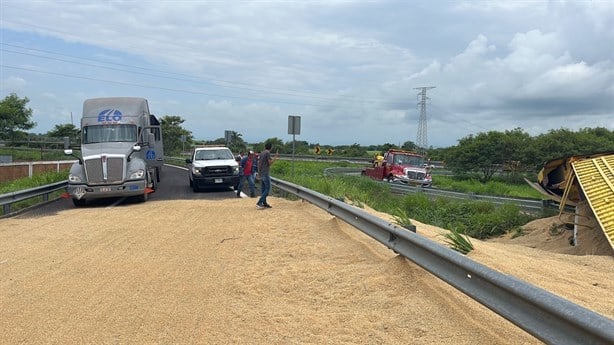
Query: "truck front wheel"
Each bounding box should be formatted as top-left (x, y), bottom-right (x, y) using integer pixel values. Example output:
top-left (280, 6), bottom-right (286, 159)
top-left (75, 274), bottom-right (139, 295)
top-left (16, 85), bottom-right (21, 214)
top-left (138, 190), bottom-right (148, 202)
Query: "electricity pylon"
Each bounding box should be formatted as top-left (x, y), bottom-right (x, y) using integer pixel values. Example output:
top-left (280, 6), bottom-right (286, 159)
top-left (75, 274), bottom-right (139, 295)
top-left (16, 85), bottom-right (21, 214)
top-left (415, 86), bottom-right (435, 154)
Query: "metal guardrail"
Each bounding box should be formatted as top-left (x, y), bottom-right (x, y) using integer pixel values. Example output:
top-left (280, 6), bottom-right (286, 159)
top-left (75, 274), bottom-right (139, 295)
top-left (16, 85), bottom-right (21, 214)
top-left (388, 183), bottom-right (548, 213)
top-left (0, 181), bottom-right (67, 217)
top-left (271, 177), bottom-right (614, 345)
top-left (323, 167), bottom-right (551, 213)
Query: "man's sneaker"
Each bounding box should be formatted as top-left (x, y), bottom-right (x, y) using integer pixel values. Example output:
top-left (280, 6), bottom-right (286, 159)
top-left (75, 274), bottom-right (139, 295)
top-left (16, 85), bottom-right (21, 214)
top-left (236, 191), bottom-right (241, 198)
top-left (264, 203), bottom-right (272, 208)
top-left (256, 202), bottom-right (265, 209)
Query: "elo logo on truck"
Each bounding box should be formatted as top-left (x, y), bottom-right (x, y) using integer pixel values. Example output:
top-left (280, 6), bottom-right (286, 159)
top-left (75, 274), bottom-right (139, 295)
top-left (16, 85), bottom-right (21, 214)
top-left (98, 109), bottom-right (123, 122)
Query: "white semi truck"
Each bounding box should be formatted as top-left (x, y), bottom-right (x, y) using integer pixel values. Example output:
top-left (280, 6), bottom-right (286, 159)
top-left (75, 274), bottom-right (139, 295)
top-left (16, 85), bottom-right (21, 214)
top-left (64, 97), bottom-right (164, 206)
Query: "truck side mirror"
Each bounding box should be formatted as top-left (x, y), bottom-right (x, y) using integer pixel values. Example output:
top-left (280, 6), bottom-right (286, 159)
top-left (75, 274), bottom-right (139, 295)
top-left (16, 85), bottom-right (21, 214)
top-left (63, 136), bottom-right (82, 164)
top-left (63, 136), bottom-right (73, 155)
top-left (148, 132), bottom-right (155, 146)
top-left (127, 145), bottom-right (141, 162)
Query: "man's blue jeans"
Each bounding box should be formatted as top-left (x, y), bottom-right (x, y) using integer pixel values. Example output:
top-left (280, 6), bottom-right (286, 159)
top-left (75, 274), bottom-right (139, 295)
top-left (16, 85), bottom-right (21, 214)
top-left (238, 173), bottom-right (256, 196)
top-left (257, 173), bottom-right (271, 205)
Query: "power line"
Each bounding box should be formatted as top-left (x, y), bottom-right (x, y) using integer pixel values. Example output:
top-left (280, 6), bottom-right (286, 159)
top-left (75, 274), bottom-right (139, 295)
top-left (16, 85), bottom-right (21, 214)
top-left (0, 45), bottom-right (351, 103)
top-left (0, 64), bottom-right (329, 107)
top-left (0, 42), bottom-right (404, 106)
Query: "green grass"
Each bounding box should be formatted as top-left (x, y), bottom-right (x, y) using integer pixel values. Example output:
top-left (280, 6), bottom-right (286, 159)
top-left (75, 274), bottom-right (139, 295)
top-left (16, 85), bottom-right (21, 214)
top-left (433, 175), bottom-right (543, 199)
top-left (273, 160), bottom-right (541, 246)
top-left (0, 170), bottom-right (69, 194)
top-left (0, 147), bottom-right (69, 162)
top-left (0, 170), bottom-right (69, 216)
top-left (444, 227), bottom-right (474, 254)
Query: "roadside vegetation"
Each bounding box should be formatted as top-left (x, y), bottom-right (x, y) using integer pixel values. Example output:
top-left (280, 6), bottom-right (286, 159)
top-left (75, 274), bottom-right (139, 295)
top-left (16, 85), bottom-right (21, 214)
top-left (0, 147), bottom-right (68, 162)
top-left (0, 170), bottom-right (69, 216)
top-left (433, 175), bottom-right (542, 199)
top-left (272, 160), bottom-right (542, 253)
top-left (0, 170), bottom-right (69, 194)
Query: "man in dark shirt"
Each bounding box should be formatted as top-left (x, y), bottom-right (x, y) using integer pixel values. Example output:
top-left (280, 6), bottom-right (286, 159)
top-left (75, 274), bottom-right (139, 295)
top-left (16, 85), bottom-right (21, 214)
top-left (256, 142), bottom-right (277, 209)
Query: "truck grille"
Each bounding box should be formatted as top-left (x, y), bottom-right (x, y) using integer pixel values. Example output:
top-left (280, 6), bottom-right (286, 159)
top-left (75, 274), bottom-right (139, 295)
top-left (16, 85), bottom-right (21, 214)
top-left (407, 171), bottom-right (426, 180)
top-left (200, 165), bottom-right (232, 177)
top-left (85, 156), bottom-right (124, 184)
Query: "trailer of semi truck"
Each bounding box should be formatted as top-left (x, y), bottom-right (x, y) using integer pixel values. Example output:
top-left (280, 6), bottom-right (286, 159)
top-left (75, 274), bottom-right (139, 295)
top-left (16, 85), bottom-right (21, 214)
top-left (64, 97), bottom-right (164, 206)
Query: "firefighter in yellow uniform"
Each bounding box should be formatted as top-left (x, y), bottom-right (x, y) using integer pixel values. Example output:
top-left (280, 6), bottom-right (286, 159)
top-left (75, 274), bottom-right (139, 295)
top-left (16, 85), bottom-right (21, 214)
top-left (374, 153), bottom-right (384, 167)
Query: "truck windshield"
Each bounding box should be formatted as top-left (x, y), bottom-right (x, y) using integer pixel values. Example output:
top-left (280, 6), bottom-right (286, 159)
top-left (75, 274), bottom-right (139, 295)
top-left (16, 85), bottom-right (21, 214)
top-left (82, 124), bottom-right (138, 144)
top-left (194, 149), bottom-right (234, 160)
top-left (396, 155), bottom-right (425, 166)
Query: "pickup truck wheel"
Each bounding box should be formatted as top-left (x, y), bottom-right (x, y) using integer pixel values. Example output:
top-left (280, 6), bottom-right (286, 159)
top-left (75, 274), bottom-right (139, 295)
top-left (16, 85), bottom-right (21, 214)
top-left (192, 184), bottom-right (199, 192)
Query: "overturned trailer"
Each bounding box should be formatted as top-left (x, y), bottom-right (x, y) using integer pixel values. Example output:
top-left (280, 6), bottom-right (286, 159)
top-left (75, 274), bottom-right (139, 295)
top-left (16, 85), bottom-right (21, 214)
top-left (525, 151), bottom-right (614, 249)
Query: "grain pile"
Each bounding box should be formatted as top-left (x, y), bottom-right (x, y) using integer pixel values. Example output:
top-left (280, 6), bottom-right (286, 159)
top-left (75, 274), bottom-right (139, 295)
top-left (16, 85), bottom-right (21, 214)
top-left (1, 197), bottom-right (612, 344)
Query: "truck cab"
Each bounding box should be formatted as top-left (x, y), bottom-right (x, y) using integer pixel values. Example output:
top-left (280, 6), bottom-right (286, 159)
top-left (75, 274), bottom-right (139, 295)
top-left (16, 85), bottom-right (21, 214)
top-left (362, 149), bottom-right (432, 187)
top-left (64, 97), bottom-right (164, 206)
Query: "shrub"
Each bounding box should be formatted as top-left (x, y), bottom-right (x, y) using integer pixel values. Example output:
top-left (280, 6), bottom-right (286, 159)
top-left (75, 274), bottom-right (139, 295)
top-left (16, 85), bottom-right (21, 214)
top-left (273, 161), bottom-right (539, 240)
top-left (443, 228), bottom-right (474, 254)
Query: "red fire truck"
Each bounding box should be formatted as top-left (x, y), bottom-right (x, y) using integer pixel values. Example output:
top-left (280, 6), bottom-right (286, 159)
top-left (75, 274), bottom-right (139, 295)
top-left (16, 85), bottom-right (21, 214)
top-left (362, 149), bottom-right (432, 187)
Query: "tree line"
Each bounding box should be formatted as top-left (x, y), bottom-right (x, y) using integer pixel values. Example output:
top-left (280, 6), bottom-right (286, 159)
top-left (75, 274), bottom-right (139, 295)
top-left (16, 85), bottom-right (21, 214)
top-left (2, 93), bottom-right (613, 182)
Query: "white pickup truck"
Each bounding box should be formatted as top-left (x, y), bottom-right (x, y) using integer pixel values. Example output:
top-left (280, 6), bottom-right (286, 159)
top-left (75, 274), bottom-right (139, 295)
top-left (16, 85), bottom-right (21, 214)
top-left (185, 146), bottom-right (240, 192)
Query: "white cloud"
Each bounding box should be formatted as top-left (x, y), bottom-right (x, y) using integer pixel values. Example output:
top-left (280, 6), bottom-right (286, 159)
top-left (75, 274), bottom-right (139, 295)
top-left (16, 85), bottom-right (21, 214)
top-left (0, 1), bottom-right (612, 147)
top-left (0, 76), bottom-right (27, 93)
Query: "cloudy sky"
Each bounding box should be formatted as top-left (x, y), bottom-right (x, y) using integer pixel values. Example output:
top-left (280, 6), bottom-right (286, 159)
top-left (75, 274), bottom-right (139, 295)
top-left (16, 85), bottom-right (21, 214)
top-left (1, 0), bottom-right (612, 148)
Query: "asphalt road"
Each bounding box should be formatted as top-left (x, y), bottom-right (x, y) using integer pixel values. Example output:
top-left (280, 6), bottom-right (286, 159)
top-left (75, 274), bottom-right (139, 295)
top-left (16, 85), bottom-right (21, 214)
top-left (16, 164), bottom-right (239, 218)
